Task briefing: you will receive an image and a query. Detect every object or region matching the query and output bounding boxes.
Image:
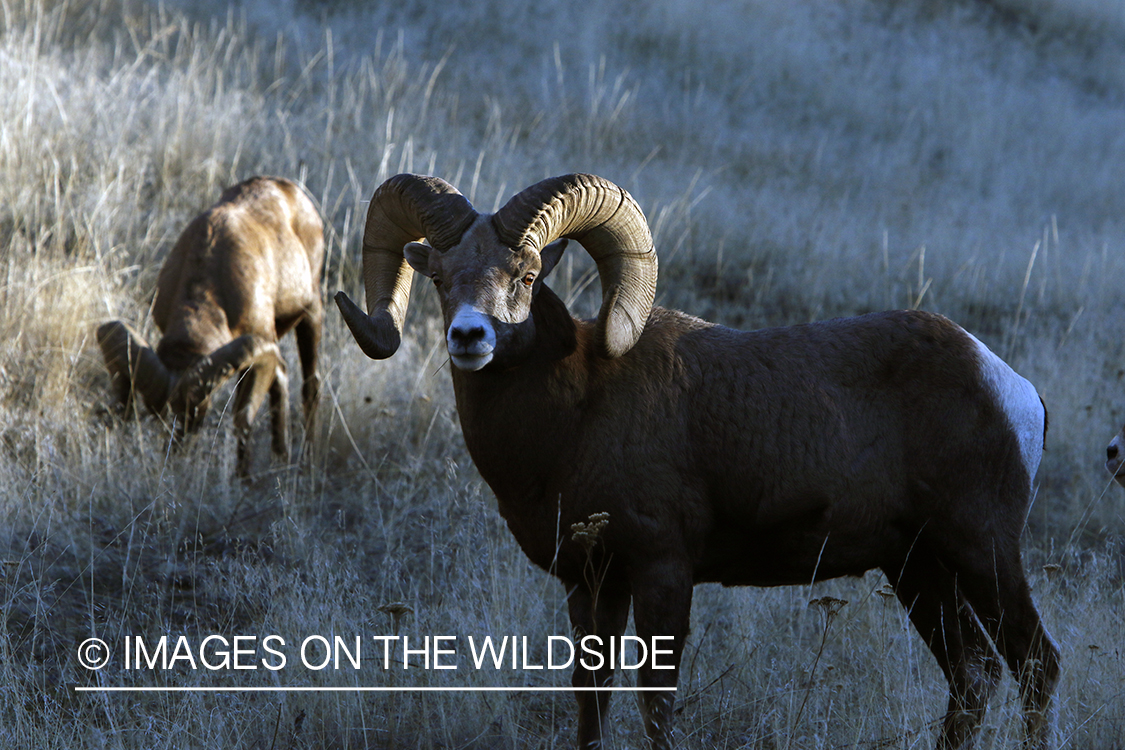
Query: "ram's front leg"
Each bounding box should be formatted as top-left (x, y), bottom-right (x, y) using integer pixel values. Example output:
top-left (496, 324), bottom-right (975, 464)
top-left (631, 561), bottom-right (692, 750)
top-left (567, 582), bottom-right (631, 750)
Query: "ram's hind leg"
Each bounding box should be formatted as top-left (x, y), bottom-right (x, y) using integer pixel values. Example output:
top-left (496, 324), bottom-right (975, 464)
top-left (630, 561), bottom-right (692, 750)
top-left (885, 551), bottom-right (1002, 749)
top-left (567, 582), bottom-right (631, 750)
top-left (946, 533), bottom-right (1060, 749)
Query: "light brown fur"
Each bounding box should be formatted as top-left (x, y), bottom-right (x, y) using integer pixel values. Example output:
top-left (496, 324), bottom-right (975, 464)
top-left (98, 176), bottom-right (324, 475)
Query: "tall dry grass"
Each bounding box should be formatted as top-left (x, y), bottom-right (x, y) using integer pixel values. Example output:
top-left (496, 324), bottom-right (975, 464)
top-left (1, 0), bottom-right (1123, 746)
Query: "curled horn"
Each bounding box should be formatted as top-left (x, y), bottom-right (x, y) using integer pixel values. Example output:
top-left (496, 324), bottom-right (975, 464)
top-left (167, 336), bottom-right (281, 435)
top-left (96, 321), bottom-right (172, 413)
top-left (336, 174), bottom-right (478, 359)
top-left (492, 173), bottom-right (657, 358)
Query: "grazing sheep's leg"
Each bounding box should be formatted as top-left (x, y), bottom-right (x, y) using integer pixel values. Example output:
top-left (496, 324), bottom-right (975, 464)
top-left (567, 583), bottom-right (631, 750)
top-left (948, 539), bottom-right (1060, 750)
top-left (231, 347), bottom-right (285, 476)
top-left (268, 359), bottom-right (290, 462)
top-left (294, 308), bottom-right (321, 436)
top-left (885, 552), bottom-right (1002, 749)
top-left (630, 563), bottom-right (693, 750)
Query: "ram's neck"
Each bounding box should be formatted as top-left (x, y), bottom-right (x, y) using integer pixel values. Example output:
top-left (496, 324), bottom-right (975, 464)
top-left (454, 340), bottom-right (589, 492)
top-left (451, 326), bottom-right (597, 573)
top-left (449, 283), bottom-right (594, 509)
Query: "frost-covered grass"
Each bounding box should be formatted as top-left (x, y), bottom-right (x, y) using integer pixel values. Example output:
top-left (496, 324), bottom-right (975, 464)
top-left (1, 0), bottom-right (1123, 746)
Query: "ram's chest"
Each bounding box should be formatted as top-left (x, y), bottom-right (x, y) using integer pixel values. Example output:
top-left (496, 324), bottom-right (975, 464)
top-left (470, 459), bottom-right (562, 568)
top-left (451, 365), bottom-right (633, 578)
top-left (463, 454), bottom-right (603, 579)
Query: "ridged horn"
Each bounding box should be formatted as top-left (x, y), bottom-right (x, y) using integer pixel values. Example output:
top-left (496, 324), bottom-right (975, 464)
top-left (168, 336), bottom-right (280, 435)
top-left (337, 174), bottom-right (478, 359)
top-left (96, 321), bottom-right (172, 413)
top-left (492, 173), bottom-right (657, 358)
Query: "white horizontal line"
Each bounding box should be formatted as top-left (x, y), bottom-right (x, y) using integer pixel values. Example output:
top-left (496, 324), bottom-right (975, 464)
top-left (74, 686), bottom-right (676, 693)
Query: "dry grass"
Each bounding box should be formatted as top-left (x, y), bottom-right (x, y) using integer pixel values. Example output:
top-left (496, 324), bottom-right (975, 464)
top-left (1, 0), bottom-right (1123, 746)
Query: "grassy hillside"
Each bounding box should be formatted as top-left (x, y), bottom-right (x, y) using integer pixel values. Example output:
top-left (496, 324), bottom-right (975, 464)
top-left (1, 0), bottom-right (1123, 746)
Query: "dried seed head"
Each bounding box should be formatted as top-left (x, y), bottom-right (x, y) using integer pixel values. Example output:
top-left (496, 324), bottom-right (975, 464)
top-left (570, 512), bottom-right (610, 554)
top-left (809, 596), bottom-right (848, 619)
top-left (378, 601), bottom-right (413, 616)
top-left (378, 601), bottom-right (414, 633)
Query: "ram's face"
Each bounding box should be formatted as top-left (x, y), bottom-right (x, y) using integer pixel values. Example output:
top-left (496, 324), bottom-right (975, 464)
top-left (404, 218), bottom-right (564, 372)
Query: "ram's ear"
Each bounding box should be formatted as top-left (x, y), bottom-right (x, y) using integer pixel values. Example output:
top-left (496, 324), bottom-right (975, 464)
top-left (538, 239), bottom-right (568, 281)
top-left (403, 242), bottom-right (433, 275)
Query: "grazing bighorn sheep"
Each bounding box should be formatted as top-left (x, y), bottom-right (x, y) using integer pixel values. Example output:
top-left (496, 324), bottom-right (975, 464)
top-left (1106, 427), bottom-right (1125, 487)
top-left (336, 173), bottom-right (1059, 750)
top-left (98, 176), bottom-right (324, 475)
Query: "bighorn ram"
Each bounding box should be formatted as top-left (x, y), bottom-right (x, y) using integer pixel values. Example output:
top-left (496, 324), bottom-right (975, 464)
top-left (336, 173), bottom-right (1059, 749)
top-left (98, 176), bottom-right (324, 475)
top-left (1106, 427), bottom-right (1125, 486)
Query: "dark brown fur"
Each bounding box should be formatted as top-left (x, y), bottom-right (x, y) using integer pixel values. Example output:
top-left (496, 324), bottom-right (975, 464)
top-left (450, 286), bottom-right (1059, 750)
top-left (338, 172), bottom-right (1059, 750)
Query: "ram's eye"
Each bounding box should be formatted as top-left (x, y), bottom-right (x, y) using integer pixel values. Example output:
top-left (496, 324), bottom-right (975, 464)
top-left (521, 273), bottom-right (535, 288)
top-left (432, 274), bottom-right (442, 288)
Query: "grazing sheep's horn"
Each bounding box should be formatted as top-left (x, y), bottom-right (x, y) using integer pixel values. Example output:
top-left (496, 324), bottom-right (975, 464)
top-left (168, 335), bottom-right (280, 434)
top-left (96, 321), bottom-right (172, 413)
top-left (492, 174), bottom-right (657, 359)
top-left (338, 174), bottom-right (478, 359)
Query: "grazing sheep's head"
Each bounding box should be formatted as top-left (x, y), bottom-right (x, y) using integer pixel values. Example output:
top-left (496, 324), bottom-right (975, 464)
top-left (335, 173), bottom-right (657, 370)
top-left (98, 322), bottom-right (273, 439)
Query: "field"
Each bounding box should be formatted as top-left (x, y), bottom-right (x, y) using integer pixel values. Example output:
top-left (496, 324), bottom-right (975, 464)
top-left (1, 0), bottom-right (1124, 746)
